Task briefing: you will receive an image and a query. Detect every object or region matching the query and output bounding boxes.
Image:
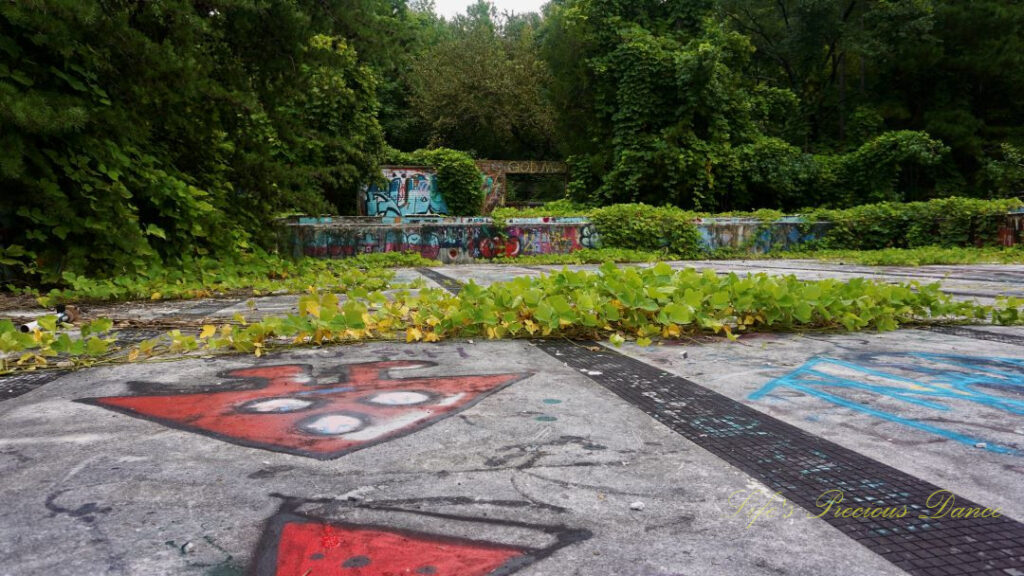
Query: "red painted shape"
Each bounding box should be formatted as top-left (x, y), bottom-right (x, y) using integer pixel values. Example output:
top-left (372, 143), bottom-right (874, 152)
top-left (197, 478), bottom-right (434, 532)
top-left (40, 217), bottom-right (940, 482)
top-left (85, 361), bottom-right (525, 459)
top-left (274, 520), bottom-right (524, 576)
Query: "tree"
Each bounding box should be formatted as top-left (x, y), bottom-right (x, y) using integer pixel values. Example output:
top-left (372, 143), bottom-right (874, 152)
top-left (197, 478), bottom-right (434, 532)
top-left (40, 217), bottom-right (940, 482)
top-left (0, 0), bottom-right (391, 281)
top-left (403, 1), bottom-right (558, 159)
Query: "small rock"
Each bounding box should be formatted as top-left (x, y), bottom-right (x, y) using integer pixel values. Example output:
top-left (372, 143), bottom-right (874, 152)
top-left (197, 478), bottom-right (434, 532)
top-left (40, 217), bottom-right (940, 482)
top-left (629, 501), bottom-right (646, 512)
top-left (180, 542), bottom-right (195, 554)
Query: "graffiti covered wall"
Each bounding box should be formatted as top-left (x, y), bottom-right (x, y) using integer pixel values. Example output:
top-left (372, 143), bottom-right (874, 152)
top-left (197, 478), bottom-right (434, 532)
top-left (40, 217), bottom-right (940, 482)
top-left (476, 160), bottom-right (568, 214)
top-left (279, 217), bottom-right (600, 263)
top-left (999, 211), bottom-right (1024, 247)
top-left (695, 217), bottom-right (832, 253)
top-left (363, 166), bottom-right (449, 217)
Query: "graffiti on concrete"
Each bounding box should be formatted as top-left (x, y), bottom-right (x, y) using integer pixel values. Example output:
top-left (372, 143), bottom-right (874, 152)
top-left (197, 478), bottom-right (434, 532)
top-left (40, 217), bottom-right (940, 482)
top-left (475, 160), bottom-right (568, 214)
top-left (284, 221), bottom-right (599, 263)
top-left (364, 166), bottom-right (449, 217)
top-left (480, 171), bottom-right (505, 215)
top-left (1000, 212), bottom-right (1024, 247)
top-left (750, 352), bottom-right (1024, 455)
top-left (251, 499), bottom-right (591, 576)
top-left (79, 361), bottom-right (527, 459)
top-left (694, 218), bottom-right (830, 253)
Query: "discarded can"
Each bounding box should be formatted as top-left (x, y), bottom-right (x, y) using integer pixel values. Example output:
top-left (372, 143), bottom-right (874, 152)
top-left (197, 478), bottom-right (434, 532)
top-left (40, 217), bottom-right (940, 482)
top-left (18, 305), bottom-right (80, 332)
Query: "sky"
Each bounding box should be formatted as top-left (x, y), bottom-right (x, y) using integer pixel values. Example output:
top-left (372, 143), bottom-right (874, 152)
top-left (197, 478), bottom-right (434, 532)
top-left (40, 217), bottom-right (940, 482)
top-left (433, 0), bottom-right (547, 18)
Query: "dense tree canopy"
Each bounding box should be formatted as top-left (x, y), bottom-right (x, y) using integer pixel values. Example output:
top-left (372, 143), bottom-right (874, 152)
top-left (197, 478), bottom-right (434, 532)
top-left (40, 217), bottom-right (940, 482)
top-left (540, 0), bottom-right (1019, 210)
top-left (2, 0), bottom-right (1022, 281)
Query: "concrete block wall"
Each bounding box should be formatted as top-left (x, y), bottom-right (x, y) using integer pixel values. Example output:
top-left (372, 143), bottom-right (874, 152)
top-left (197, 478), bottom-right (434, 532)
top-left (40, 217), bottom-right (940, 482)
top-left (278, 212), bottom-right (1024, 263)
top-left (695, 217), bottom-right (833, 253)
top-left (277, 217), bottom-right (600, 264)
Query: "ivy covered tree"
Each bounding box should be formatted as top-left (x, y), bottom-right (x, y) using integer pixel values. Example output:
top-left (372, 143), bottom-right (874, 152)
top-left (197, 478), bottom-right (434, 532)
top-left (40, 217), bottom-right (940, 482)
top-left (403, 1), bottom-right (558, 159)
top-left (542, 0), bottom-right (959, 210)
top-left (0, 0), bottom-right (390, 281)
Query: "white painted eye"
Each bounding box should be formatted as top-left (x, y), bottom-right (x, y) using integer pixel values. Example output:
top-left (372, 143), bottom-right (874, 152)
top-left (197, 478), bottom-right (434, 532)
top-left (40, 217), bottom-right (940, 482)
top-left (240, 398), bottom-right (313, 413)
top-left (300, 414), bottom-right (364, 435)
top-left (365, 391), bottom-right (432, 406)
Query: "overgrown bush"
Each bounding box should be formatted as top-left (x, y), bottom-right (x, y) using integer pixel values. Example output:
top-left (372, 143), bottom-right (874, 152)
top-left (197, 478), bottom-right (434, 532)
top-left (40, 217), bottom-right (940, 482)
top-left (588, 204), bottom-right (703, 258)
top-left (808, 197), bottom-right (1023, 250)
top-left (386, 147), bottom-right (483, 215)
top-left (411, 148), bottom-right (483, 216)
top-left (492, 199), bottom-right (593, 221)
top-left (498, 196), bottom-right (1023, 255)
top-left (0, 2), bottom-right (385, 286)
top-left (982, 144), bottom-right (1024, 198)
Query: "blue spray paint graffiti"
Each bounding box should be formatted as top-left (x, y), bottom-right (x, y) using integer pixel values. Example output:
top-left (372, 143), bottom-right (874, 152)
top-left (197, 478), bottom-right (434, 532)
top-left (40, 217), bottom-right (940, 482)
top-left (364, 167), bottom-right (449, 217)
top-left (749, 353), bottom-right (1024, 455)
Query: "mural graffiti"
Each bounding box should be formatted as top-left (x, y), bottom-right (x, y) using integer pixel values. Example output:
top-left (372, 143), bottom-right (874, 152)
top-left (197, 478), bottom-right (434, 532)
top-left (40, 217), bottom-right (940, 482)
top-left (694, 218), bottom-right (830, 253)
top-left (251, 499), bottom-right (591, 576)
top-left (364, 167), bottom-right (449, 217)
top-left (1000, 213), bottom-right (1024, 247)
top-left (79, 361), bottom-right (527, 459)
top-left (480, 171), bottom-right (505, 215)
top-left (287, 221), bottom-right (599, 263)
top-left (750, 352), bottom-right (1024, 455)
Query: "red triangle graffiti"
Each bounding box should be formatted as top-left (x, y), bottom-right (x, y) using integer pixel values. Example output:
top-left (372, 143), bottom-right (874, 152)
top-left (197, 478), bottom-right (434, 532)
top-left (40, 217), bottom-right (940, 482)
top-left (80, 361), bottom-right (526, 459)
top-left (267, 516), bottom-right (526, 576)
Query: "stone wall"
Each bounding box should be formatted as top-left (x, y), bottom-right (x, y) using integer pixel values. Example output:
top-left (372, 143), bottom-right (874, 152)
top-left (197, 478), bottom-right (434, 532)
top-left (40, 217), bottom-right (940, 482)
top-left (695, 217), bottom-right (832, 253)
top-left (278, 216), bottom-right (599, 263)
top-left (280, 212), bottom-right (1024, 263)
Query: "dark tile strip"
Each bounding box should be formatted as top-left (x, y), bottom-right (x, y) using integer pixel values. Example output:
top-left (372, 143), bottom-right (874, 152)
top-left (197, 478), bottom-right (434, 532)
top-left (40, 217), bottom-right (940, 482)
top-left (920, 325), bottom-right (1024, 348)
top-left (421, 266), bottom-right (1024, 574)
top-left (166, 299), bottom-right (243, 318)
top-left (534, 339), bottom-right (1024, 576)
top-left (0, 370), bottom-right (67, 401)
top-left (417, 268), bottom-right (465, 295)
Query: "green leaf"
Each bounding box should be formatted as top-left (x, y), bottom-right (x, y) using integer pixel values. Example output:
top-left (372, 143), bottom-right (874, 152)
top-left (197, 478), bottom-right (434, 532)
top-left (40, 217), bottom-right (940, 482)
top-left (85, 337), bottom-right (108, 356)
top-left (38, 315), bottom-right (57, 332)
top-left (145, 224), bottom-right (167, 239)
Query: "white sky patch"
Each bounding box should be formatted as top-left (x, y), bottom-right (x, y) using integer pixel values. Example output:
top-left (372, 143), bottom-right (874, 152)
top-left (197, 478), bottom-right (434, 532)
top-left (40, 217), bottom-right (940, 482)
top-left (433, 0), bottom-right (547, 18)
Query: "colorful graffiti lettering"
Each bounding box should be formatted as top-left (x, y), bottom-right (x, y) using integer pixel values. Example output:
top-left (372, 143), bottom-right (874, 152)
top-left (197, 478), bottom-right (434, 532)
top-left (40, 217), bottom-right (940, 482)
top-left (694, 218), bottom-right (829, 253)
top-left (579, 223), bottom-right (600, 249)
top-left (749, 352), bottom-right (1024, 455)
top-left (474, 235), bottom-right (521, 259)
top-left (365, 167), bottom-right (449, 217)
top-left (290, 222), bottom-right (597, 263)
top-left (79, 361), bottom-right (527, 459)
top-left (251, 501), bottom-right (591, 576)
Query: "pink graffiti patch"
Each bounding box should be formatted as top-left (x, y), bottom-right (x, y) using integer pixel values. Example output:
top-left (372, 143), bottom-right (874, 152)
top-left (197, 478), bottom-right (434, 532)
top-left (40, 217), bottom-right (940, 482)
top-left (80, 361), bottom-right (526, 459)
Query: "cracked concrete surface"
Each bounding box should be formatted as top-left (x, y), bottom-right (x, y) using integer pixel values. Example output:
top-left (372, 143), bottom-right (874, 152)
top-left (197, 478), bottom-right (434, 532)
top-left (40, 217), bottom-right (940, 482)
top-left (1, 260), bottom-right (1022, 575)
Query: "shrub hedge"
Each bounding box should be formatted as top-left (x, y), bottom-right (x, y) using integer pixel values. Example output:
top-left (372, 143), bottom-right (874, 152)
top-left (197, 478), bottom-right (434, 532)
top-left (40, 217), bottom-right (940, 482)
top-left (806, 197), bottom-right (1023, 250)
top-left (494, 197), bottom-right (1024, 254)
top-left (386, 147), bottom-right (483, 216)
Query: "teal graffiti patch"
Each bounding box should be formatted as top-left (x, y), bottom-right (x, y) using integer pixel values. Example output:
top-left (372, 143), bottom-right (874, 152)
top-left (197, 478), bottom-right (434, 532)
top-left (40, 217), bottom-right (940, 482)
top-left (750, 352), bottom-right (1024, 455)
